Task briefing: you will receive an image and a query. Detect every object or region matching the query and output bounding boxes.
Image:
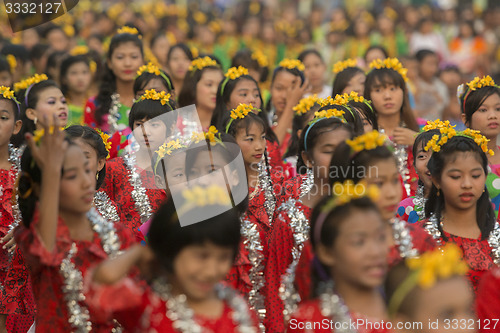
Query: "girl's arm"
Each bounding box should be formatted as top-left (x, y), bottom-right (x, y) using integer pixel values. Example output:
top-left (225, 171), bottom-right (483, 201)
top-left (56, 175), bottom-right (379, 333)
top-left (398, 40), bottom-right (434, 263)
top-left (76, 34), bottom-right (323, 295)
top-left (26, 115), bottom-right (68, 252)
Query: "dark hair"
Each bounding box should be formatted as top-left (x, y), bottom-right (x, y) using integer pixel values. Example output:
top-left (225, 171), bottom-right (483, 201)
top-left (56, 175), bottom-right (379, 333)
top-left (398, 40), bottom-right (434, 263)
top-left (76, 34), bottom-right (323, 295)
top-left (332, 67), bottom-right (365, 96)
top-left (64, 125), bottom-right (108, 190)
top-left (177, 65), bottom-right (222, 108)
top-left (13, 80), bottom-right (60, 147)
top-left (364, 68), bottom-right (419, 132)
top-left (225, 111), bottom-right (266, 139)
top-left (166, 43), bottom-right (193, 65)
top-left (128, 98), bottom-right (175, 130)
top-left (0, 95), bottom-right (20, 121)
top-left (94, 33), bottom-right (144, 126)
top-left (0, 57), bottom-right (10, 75)
top-left (283, 101), bottom-right (321, 159)
top-left (59, 55), bottom-right (91, 96)
top-left (211, 75), bottom-right (276, 142)
top-left (133, 69), bottom-right (174, 96)
top-left (29, 43), bottom-right (50, 63)
top-left (364, 45), bottom-right (389, 63)
top-left (298, 49), bottom-right (324, 65)
top-left (461, 86), bottom-right (500, 126)
top-left (140, 190), bottom-right (242, 274)
top-left (266, 66), bottom-right (306, 113)
top-left (0, 44), bottom-right (29, 65)
top-left (18, 137), bottom-right (76, 227)
top-left (297, 117), bottom-right (354, 174)
top-left (329, 141), bottom-right (395, 186)
top-left (45, 51), bottom-right (69, 81)
top-left (348, 101), bottom-right (378, 130)
top-left (231, 49), bottom-right (269, 83)
top-left (317, 104), bottom-right (364, 136)
top-left (424, 136), bottom-right (495, 241)
top-left (415, 49), bottom-right (437, 63)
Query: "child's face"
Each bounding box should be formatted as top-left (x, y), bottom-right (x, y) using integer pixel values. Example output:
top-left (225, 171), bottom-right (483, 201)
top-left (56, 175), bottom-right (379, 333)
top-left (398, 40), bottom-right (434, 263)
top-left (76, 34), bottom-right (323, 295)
top-left (364, 158), bottom-right (402, 221)
top-left (322, 208), bottom-right (388, 289)
top-left (415, 143), bottom-right (433, 190)
top-left (151, 36), bottom-right (169, 66)
top-left (270, 70), bottom-right (299, 115)
top-left (468, 93), bottom-right (500, 139)
top-left (434, 152), bottom-right (485, 212)
top-left (167, 48), bottom-right (191, 81)
top-left (65, 62), bottom-right (92, 95)
top-left (155, 151), bottom-right (187, 195)
top-left (133, 117), bottom-right (167, 151)
top-left (0, 100), bottom-right (21, 146)
top-left (108, 42), bottom-right (144, 82)
top-left (0, 70), bottom-right (13, 88)
top-left (365, 49), bottom-right (387, 66)
top-left (74, 138), bottom-right (105, 178)
top-left (370, 81), bottom-right (404, 117)
top-left (407, 277), bottom-right (475, 333)
top-left (303, 53), bottom-right (326, 89)
top-left (171, 241), bottom-right (234, 302)
top-left (135, 78), bottom-right (169, 100)
top-left (29, 87), bottom-right (68, 128)
top-left (196, 69), bottom-right (223, 112)
top-left (234, 122), bottom-right (266, 167)
top-left (227, 79), bottom-right (261, 110)
top-left (355, 109), bottom-right (373, 133)
top-left (419, 54), bottom-right (439, 81)
top-left (59, 145), bottom-right (95, 215)
top-left (342, 72), bottom-right (366, 96)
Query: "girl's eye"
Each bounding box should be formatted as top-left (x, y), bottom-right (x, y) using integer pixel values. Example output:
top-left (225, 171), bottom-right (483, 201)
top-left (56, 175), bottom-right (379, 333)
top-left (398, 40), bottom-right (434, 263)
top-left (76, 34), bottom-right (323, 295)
top-left (392, 178), bottom-right (400, 185)
top-left (0, 115), bottom-right (9, 120)
top-left (450, 175), bottom-right (460, 180)
top-left (496, 107), bottom-right (500, 112)
top-left (174, 173), bottom-right (184, 178)
top-left (479, 108), bottom-right (487, 112)
top-left (472, 174), bottom-right (482, 179)
top-left (351, 238), bottom-right (364, 247)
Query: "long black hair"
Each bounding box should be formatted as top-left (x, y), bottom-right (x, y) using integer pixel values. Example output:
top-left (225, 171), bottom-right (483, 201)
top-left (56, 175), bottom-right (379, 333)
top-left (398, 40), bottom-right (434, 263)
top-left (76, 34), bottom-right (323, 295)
top-left (424, 136), bottom-right (495, 241)
top-left (177, 64), bottom-right (222, 108)
top-left (348, 100), bottom-right (378, 130)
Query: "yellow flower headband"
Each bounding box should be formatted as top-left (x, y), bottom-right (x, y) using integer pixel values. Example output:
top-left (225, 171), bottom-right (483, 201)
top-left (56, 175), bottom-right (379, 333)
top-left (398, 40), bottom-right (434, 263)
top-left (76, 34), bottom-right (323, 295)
top-left (70, 45), bottom-right (89, 56)
top-left (457, 76), bottom-right (500, 113)
top-left (0, 86), bottom-right (20, 114)
top-left (189, 56), bottom-right (218, 72)
top-left (388, 243), bottom-right (468, 317)
top-left (278, 58), bottom-right (305, 71)
top-left (333, 58), bottom-right (358, 74)
top-left (220, 66), bottom-right (249, 95)
top-left (225, 103), bottom-right (260, 133)
top-left (190, 126), bottom-right (223, 146)
top-left (136, 62), bottom-right (173, 91)
top-left (346, 130), bottom-right (388, 153)
top-left (293, 95), bottom-right (320, 116)
top-left (116, 26), bottom-right (142, 39)
top-left (139, 89), bottom-right (173, 109)
top-left (190, 47), bottom-right (199, 59)
top-left (6, 54), bottom-right (16, 73)
top-left (314, 180), bottom-right (380, 244)
top-left (333, 91), bottom-right (366, 105)
top-left (177, 185), bottom-right (232, 217)
top-left (422, 119), bottom-right (455, 132)
top-left (251, 50), bottom-right (268, 68)
top-left (14, 73), bottom-right (48, 93)
top-left (154, 139), bottom-right (186, 174)
top-left (95, 129), bottom-right (111, 159)
top-left (424, 126), bottom-right (494, 156)
top-left (313, 108), bottom-right (346, 122)
top-left (369, 58), bottom-right (408, 82)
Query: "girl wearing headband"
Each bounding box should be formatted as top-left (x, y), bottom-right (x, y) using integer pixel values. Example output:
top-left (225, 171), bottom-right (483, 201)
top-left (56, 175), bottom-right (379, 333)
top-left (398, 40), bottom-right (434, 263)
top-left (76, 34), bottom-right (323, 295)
top-left (265, 112), bottom-right (353, 333)
top-left (331, 58), bottom-right (365, 97)
top-left (288, 181), bottom-right (391, 332)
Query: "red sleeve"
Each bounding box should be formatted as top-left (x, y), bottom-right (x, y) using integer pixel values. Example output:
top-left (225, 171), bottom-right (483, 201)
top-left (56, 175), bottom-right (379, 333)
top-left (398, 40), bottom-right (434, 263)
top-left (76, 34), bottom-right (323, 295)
top-left (83, 98), bottom-right (97, 128)
top-left (476, 268), bottom-right (500, 332)
top-left (294, 241), bottom-right (313, 302)
top-left (408, 223), bottom-right (438, 254)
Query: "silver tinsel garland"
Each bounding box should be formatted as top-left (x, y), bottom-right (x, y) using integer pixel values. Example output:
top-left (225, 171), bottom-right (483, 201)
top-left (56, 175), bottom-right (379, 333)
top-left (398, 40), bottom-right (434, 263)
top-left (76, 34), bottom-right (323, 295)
top-left (8, 144), bottom-right (23, 232)
top-left (391, 217), bottom-right (418, 259)
top-left (107, 93), bottom-right (122, 134)
top-left (123, 153), bottom-right (152, 224)
top-left (413, 185), bottom-right (427, 221)
top-left (393, 143), bottom-right (411, 197)
top-left (319, 282), bottom-right (356, 333)
top-left (257, 159), bottom-right (275, 223)
top-left (93, 191), bottom-right (120, 223)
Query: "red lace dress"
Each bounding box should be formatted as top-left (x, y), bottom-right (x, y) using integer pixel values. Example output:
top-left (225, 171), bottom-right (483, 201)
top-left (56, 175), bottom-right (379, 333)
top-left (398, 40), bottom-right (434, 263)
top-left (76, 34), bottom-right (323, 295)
top-left (418, 219), bottom-right (498, 291)
top-left (85, 278), bottom-right (260, 332)
top-left (0, 167), bottom-right (35, 332)
top-left (476, 267), bottom-right (500, 332)
top-left (101, 155), bottom-right (167, 233)
top-left (14, 210), bottom-right (134, 332)
top-left (264, 175), bottom-right (314, 333)
top-left (288, 299), bottom-right (392, 333)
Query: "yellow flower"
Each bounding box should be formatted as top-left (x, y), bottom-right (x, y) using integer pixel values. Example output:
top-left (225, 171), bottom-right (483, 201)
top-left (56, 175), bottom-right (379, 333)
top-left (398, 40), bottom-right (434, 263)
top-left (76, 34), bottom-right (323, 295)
top-left (333, 58), bottom-right (358, 74)
top-left (0, 86), bottom-right (15, 100)
top-left (369, 57), bottom-right (409, 82)
top-left (251, 50), bottom-right (268, 67)
top-left (116, 26), bottom-right (142, 39)
top-left (13, 74), bottom-right (49, 92)
top-left (346, 130), bottom-right (388, 153)
top-left (63, 25), bottom-right (75, 38)
top-left (225, 66), bottom-right (249, 80)
top-left (293, 95), bottom-right (320, 116)
top-left (422, 119), bottom-right (455, 132)
top-left (230, 103), bottom-right (255, 120)
top-left (96, 129), bottom-right (111, 159)
top-left (178, 185), bottom-right (232, 215)
top-left (466, 75), bottom-right (496, 91)
top-left (139, 89), bottom-right (172, 107)
top-left (69, 45), bottom-right (89, 56)
top-left (190, 47), bottom-right (199, 59)
top-left (332, 91), bottom-right (365, 106)
top-left (89, 61), bottom-right (97, 74)
top-left (314, 108), bottom-right (346, 121)
top-left (278, 58), bottom-right (305, 71)
top-left (5, 55), bottom-right (16, 73)
top-left (193, 11), bottom-right (207, 24)
top-left (190, 126), bottom-right (221, 146)
top-left (32, 127), bottom-right (65, 144)
top-left (189, 56), bottom-right (218, 72)
top-left (137, 62), bottom-right (161, 77)
top-left (326, 180), bottom-right (380, 212)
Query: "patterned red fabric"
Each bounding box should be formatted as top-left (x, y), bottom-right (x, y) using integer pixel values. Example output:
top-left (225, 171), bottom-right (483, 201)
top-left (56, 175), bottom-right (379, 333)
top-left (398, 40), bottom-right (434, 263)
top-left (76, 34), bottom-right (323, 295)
top-left (85, 277), bottom-right (260, 332)
top-left (288, 299), bottom-right (392, 333)
top-left (267, 140), bottom-right (293, 180)
top-left (15, 210), bottom-right (134, 332)
top-left (101, 156), bottom-right (167, 234)
top-left (476, 267), bottom-right (500, 333)
top-left (388, 222), bottom-right (438, 268)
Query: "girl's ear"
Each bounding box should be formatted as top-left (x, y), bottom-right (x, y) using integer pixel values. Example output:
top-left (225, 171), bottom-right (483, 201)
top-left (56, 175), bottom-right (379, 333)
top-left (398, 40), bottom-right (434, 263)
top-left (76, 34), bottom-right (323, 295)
top-left (25, 108), bottom-right (37, 121)
top-left (97, 158), bottom-right (106, 172)
top-left (301, 151), bottom-right (313, 168)
top-left (297, 129), bottom-right (303, 141)
top-left (154, 174), bottom-right (165, 188)
top-left (13, 120), bottom-right (22, 135)
top-left (431, 176), bottom-right (440, 190)
top-left (316, 243), bottom-right (335, 267)
top-left (461, 113), bottom-right (467, 126)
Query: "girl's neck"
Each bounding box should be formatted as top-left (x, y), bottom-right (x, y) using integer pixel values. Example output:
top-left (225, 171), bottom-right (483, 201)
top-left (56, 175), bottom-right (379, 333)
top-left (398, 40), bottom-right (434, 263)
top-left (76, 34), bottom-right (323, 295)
top-left (116, 79), bottom-right (134, 108)
top-left (196, 105), bottom-right (213, 129)
top-left (136, 147), bottom-right (155, 172)
top-left (67, 91), bottom-right (88, 107)
top-left (60, 210), bottom-right (94, 242)
top-left (246, 164), bottom-right (259, 189)
top-left (442, 205), bottom-right (480, 238)
top-left (302, 177), bottom-right (328, 208)
top-left (172, 78), bottom-right (183, 95)
top-left (334, 277), bottom-right (387, 320)
top-left (378, 113), bottom-right (401, 137)
top-left (0, 144), bottom-right (11, 171)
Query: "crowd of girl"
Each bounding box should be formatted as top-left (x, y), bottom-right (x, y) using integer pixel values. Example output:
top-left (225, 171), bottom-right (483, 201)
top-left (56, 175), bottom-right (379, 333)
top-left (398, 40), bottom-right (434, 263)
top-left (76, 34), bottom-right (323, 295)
top-left (0, 25), bottom-right (500, 333)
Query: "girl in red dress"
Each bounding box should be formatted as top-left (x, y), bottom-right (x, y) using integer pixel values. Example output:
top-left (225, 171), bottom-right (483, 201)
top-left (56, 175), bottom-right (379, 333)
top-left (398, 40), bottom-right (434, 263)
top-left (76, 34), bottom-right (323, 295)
top-left (288, 181), bottom-right (391, 333)
top-left (330, 131), bottom-right (437, 268)
top-left (15, 121), bottom-right (134, 332)
top-left (364, 58), bottom-right (421, 198)
top-left (265, 115), bottom-right (354, 333)
top-left (0, 87), bottom-right (34, 333)
top-left (386, 244), bottom-right (475, 333)
top-left (85, 185), bottom-right (260, 332)
top-left (84, 26), bottom-right (144, 134)
top-left (476, 267), bottom-right (500, 332)
top-left (420, 127), bottom-right (499, 291)
top-left (101, 89), bottom-right (175, 232)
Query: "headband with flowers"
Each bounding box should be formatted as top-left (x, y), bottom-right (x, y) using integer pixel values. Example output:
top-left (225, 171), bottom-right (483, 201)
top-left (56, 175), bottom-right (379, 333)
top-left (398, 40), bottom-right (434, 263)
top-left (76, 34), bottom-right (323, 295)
top-left (116, 26), bottom-right (142, 39)
top-left (333, 58), bottom-right (358, 74)
top-left (251, 50), bottom-right (268, 68)
top-left (388, 243), bottom-right (468, 316)
top-left (154, 139), bottom-right (186, 174)
top-left (346, 130), bottom-right (388, 153)
top-left (331, 91), bottom-right (374, 114)
top-left (225, 103), bottom-right (260, 133)
top-left (422, 119), bottom-right (455, 132)
top-left (70, 45), bottom-right (90, 56)
top-left (139, 89), bottom-right (173, 109)
top-left (14, 73), bottom-right (49, 93)
top-left (220, 66), bottom-right (249, 95)
top-left (95, 129), bottom-right (111, 159)
top-left (303, 108), bottom-right (347, 152)
top-left (136, 62), bottom-right (173, 91)
top-left (424, 126), bottom-right (494, 156)
top-left (293, 95), bottom-right (320, 116)
top-left (369, 58), bottom-right (409, 82)
top-left (0, 86), bottom-right (20, 114)
top-left (457, 75), bottom-right (500, 114)
top-left (278, 58), bottom-right (305, 71)
top-left (314, 180), bottom-right (380, 244)
top-left (177, 185), bottom-right (232, 217)
top-left (189, 56), bottom-right (219, 72)
top-left (190, 126), bottom-right (224, 146)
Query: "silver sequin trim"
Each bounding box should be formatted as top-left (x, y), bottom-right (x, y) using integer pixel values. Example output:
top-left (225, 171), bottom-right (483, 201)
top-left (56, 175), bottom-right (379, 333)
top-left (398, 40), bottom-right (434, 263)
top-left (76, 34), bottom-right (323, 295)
top-left (123, 153), bottom-right (152, 224)
top-left (319, 282), bottom-right (356, 333)
top-left (391, 217), bottom-right (418, 258)
top-left (94, 191), bottom-right (120, 223)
